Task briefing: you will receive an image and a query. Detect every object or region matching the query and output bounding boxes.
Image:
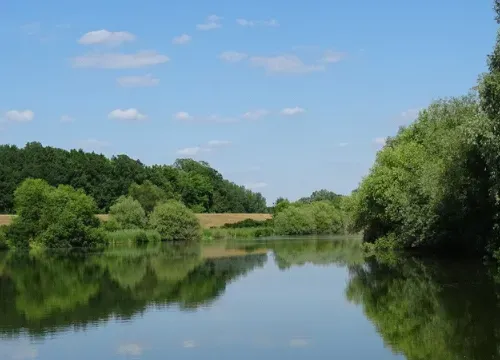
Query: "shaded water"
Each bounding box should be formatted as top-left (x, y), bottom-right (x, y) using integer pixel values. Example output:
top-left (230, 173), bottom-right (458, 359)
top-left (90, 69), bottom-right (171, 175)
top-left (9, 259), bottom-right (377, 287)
top-left (0, 237), bottom-right (499, 359)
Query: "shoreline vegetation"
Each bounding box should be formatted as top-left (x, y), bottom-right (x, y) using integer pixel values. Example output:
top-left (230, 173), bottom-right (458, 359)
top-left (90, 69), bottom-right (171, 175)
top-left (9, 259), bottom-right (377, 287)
top-left (3, 2), bottom-right (500, 265)
top-left (0, 174), bottom-right (351, 250)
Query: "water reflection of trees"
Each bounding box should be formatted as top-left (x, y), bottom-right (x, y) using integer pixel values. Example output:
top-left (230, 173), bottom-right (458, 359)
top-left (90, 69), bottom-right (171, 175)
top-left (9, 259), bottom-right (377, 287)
top-left (0, 244), bottom-right (266, 338)
top-left (262, 237), bottom-right (364, 269)
top-left (346, 255), bottom-right (500, 360)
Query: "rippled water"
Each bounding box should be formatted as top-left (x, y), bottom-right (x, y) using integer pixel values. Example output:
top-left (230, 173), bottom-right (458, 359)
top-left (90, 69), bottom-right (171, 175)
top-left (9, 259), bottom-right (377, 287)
top-left (0, 237), bottom-right (499, 360)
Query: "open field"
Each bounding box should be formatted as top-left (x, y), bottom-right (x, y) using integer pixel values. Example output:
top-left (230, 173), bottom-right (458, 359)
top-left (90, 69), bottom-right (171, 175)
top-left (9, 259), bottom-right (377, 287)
top-left (196, 213), bottom-right (272, 228)
top-left (0, 213), bottom-right (272, 228)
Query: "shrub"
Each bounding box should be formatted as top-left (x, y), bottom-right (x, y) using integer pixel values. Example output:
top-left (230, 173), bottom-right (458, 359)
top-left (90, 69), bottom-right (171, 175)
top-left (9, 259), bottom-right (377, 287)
top-left (6, 179), bottom-right (105, 249)
top-left (274, 206), bottom-right (316, 235)
top-left (109, 196), bottom-right (147, 230)
top-left (310, 201), bottom-right (343, 234)
top-left (0, 227), bottom-right (7, 250)
top-left (128, 180), bottom-right (168, 213)
top-left (149, 200), bottom-right (201, 241)
top-left (222, 218), bottom-right (273, 229)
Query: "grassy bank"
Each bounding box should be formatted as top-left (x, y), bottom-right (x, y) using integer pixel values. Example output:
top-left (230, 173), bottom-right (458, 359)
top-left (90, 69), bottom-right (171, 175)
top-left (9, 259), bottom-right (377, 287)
top-left (202, 227), bottom-right (274, 241)
top-left (106, 229), bottom-right (162, 244)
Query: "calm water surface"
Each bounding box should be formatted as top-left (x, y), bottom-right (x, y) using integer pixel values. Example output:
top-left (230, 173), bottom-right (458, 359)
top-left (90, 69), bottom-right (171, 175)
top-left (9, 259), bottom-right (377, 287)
top-left (0, 237), bottom-right (499, 360)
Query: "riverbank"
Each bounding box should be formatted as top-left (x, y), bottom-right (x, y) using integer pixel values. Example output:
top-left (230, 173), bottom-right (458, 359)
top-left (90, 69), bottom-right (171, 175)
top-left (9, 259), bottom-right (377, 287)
top-left (0, 213), bottom-right (272, 229)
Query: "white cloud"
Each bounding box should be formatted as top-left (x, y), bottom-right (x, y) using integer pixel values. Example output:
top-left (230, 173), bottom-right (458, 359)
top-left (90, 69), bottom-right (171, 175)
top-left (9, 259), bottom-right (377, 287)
top-left (281, 107), bottom-right (305, 116)
top-left (320, 50), bottom-right (346, 63)
top-left (244, 182), bottom-right (268, 190)
top-left (373, 137), bottom-right (387, 146)
top-left (5, 110), bottom-right (34, 122)
top-left (219, 51), bottom-right (248, 63)
top-left (72, 51), bottom-right (169, 69)
top-left (60, 114), bottom-right (74, 123)
top-left (207, 140), bottom-right (231, 147)
top-left (117, 74), bottom-right (159, 87)
top-left (197, 15), bottom-right (222, 31)
top-left (108, 108), bottom-right (147, 121)
top-left (176, 147), bottom-right (209, 156)
top-left (242, 109), bottom-right (269, 120)
top-left (78, 29), bottom-right (136, 46)
top-left (174, 111), bottom-right (192, 120)
top-left (173, 112), bottom-right (239, 123)
top-left (236, 19), bottom-right (254, 26)
top-left (263, 19), bottom-right (279, 27)
top-left (236, 19), bottom-right (279, 27)
top-left (338, 142), bottom-right (349, 147)
top-left (117, 343), bottom-right (143, 356)
top-left (172, 34), bottom-right (192, 45)
top-left (249, 55), bottom-right (324, 74)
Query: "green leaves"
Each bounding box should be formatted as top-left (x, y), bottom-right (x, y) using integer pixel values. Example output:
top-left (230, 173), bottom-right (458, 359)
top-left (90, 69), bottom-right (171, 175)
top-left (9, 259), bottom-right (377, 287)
top-left (108, 196), bottom-right (147, 230)
top-left (149, 200), bottom-right (201, 241)
top-left (0, 144), bottom-right (268, 214)
top-left (7, 179), bottom-right (104, 249)
top-left (351, 95), bottom-right (497, 253)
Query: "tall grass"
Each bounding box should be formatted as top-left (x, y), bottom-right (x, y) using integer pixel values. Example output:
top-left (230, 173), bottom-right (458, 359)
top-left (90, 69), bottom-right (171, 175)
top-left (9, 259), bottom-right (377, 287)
top-left (106, 229), bottom-right (162, 245)
top-left (202, 227), bottom-right (274, 242)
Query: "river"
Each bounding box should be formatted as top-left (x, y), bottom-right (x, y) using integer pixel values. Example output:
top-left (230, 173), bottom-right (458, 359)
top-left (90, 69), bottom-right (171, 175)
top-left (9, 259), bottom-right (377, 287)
top-left (0, 237), bottom-right (498, 359)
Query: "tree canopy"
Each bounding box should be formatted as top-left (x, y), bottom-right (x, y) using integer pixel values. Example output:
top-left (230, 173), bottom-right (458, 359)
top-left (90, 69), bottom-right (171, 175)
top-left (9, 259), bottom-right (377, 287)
top-left (0, 143), bottom-right (267, 214)
top-left (348, 3), bottom-right (500, 256)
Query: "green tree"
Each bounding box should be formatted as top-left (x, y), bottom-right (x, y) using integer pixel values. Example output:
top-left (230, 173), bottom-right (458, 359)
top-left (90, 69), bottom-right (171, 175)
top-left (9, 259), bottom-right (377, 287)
top-left (0, 143), bottom-right (268, 214)
top-left (128, 180), bottom-right (168, 213)
top-left (6, 179), bottom-right (105, 249)
top-left (149, 200), bottom-right (201, 241)
top-left (310, 201), bottom-right (343, 234)
top-left (274, 205), bottom-right (316, 235)
top-left (272, 197), bottom-right (291, 215)
top-left (108, 196), bottom-right (147, 230)
top-left (351, 95), bottom-right (497, 254)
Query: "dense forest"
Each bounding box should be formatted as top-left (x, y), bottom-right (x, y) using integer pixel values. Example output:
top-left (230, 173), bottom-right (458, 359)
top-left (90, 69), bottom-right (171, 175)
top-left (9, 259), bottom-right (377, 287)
top-left (349, 3), bottom-right (500, 257)
top-left (0, 142), bottom-right (267, 214)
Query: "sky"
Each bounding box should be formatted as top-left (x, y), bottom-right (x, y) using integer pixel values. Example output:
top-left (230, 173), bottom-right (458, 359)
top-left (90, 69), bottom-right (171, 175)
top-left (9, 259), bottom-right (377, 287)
top-left (0, 0), bottom-right (497, 204)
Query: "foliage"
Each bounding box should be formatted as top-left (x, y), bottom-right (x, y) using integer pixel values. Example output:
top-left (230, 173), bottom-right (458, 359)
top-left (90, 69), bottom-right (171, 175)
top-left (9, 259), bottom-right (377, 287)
top-left (297, 189), bottom-right (343, 206)
top-left (350, 95), bottom-right (499, 254)
top-left (149, 200), bottom-right (201, 241)
top-left (0, 227), bottom-right (7, 250)
top-left (221, 218), bottom-right (274, 229)
top-left (273, 202), bottom-right (345, 236)
top-left (128, 180), bottom-right (169, 213)
top-left (309, 201), bottom-right (343, 234)
top-left (0, 143), bottom-right (267, 214)
top-left (106, 229), bottom-right (162, 244)
top-left (271, 197), bottom-right (291, 215)
top-left (108, 196), bottom-right (147, 230)
top-left (348, 4), bottom-right (500, 257)
top-left (5, 179), bottom-right (105, 249)
top-left (274, 205), bottom-right (316, 235)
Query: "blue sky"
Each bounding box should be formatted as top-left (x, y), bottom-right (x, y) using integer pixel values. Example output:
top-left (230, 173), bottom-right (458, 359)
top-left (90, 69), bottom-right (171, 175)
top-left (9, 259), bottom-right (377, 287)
top-left (0, 0), bottom-right (497, 204)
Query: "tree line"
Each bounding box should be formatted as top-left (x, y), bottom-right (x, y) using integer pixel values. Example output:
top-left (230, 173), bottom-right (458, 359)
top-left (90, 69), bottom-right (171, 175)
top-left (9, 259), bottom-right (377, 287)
top-left (0, 142), bottom-right (267, 214)
top-left (348, 2), bottom-right (500, 258)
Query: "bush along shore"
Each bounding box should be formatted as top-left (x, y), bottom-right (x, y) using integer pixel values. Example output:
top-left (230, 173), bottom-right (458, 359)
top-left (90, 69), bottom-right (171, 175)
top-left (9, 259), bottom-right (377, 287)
top-left (203, 200), bottom-right (351, 241)
top-left (0, 178), bottom-right (352, 250)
